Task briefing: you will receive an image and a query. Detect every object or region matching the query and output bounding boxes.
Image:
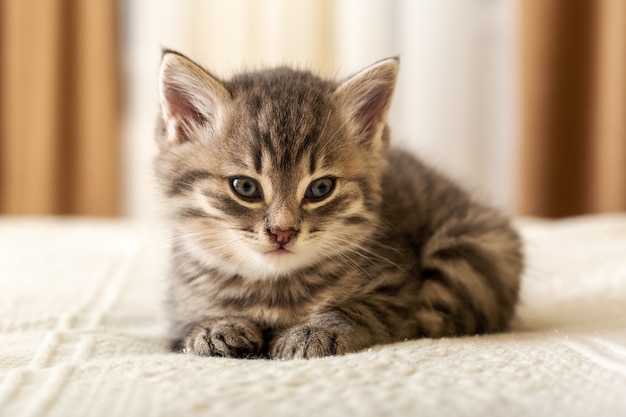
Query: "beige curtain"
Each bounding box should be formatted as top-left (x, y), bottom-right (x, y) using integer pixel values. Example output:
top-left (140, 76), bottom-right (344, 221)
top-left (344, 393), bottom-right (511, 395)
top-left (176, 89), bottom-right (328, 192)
top-left (520, 0), bottom-right (626, 217)
top-left (0, 0), bottom-right (120, 216)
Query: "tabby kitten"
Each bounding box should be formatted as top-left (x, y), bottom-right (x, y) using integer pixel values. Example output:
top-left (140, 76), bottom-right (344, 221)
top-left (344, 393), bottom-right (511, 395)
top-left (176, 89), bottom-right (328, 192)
top-left (155, 50), bottom-right (523, 359)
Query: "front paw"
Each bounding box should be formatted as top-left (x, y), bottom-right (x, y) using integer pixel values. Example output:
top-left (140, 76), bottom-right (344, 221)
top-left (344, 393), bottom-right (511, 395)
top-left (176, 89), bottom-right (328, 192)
top-left (182, 317), bottom-right (263, 358)
top-left (270, 324), bottom-right (353, 359)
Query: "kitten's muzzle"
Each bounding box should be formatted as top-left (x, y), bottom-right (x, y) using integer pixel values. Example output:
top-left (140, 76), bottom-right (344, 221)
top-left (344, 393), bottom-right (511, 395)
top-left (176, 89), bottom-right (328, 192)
top-left (267, 227), bottom-right (299, 246)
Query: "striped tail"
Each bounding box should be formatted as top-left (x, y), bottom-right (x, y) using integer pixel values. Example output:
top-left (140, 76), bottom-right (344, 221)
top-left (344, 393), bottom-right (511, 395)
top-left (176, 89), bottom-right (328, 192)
top-left (414, 210), bottom-right (523, 337)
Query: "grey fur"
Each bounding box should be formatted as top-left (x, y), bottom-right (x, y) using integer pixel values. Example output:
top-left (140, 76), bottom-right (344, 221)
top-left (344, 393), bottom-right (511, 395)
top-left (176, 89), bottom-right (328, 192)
top-left (155, 50), bottom-right (523, 359)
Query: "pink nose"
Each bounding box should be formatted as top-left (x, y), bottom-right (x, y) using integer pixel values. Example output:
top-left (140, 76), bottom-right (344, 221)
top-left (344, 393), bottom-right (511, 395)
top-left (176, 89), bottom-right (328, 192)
top-left (267, 227), bottom-right (298, 246)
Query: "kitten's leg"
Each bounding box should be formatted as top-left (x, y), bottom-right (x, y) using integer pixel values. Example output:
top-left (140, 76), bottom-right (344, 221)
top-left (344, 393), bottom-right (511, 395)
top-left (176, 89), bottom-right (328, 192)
top-left (269, 271), bottom-right (419, 359)
top-left (269, 311), bottom-right (381, 359)
top-left (414, 210), bottom-right (523, 337)
top-left (179, 316), bottom-right (264, 358)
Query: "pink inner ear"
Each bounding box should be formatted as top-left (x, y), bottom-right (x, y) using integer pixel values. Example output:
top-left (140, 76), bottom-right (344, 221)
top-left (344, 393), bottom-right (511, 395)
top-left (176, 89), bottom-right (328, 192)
top-left (163, 82), bottom-right (212, 143)
top-left (354, 83), bottom-right (394, 138)
top-left (165, 84), bottom-right (210, 125)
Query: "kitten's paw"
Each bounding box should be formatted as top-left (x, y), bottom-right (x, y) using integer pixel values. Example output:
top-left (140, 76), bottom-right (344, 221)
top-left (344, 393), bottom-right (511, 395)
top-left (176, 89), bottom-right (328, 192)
top-left (182, 317), bottom-right (263, 358)
top-left (270, 324), bottom-right (353, 359)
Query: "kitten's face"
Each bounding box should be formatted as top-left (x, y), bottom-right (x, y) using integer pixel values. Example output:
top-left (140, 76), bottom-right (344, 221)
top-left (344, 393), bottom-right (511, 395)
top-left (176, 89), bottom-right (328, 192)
top-left (156, 52), bottom-right (398, 279)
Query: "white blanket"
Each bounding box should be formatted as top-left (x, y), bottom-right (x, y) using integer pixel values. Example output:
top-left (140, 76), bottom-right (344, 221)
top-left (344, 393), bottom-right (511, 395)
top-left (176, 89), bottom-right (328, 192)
top-left (1, 215), bottom-right (625, 417)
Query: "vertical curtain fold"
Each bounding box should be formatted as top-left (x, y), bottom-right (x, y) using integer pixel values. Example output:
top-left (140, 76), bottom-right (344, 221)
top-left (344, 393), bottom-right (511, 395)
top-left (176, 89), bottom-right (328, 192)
top-left (0, 0), bottom-right (120, 216)
top-left (520, 0), bottom-right (626, 217)
top-left (590, 0), bottom-right (626, 213)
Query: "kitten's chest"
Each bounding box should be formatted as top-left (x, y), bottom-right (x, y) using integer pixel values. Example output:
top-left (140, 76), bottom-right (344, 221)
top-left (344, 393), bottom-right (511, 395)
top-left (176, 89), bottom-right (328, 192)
top-left (177, 267), bottom-right (341, 328)
top-left (170, 242), bottom-right (415, 328)
top-left (217, 279), bottom-right (323, 327)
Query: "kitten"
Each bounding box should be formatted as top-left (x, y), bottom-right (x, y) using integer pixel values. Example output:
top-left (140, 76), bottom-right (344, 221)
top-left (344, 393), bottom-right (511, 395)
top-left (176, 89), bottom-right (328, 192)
top-left (154, 50), bottom-right (523, 359)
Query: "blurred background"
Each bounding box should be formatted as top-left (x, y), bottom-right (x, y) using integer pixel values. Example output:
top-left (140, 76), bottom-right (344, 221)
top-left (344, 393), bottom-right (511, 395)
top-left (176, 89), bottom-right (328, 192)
top-left (0, 0), bottom-right (624, 219)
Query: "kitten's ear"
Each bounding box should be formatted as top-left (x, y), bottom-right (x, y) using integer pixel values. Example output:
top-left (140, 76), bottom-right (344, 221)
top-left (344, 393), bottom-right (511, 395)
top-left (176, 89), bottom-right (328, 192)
top-left (334, 58), bottom-right (399, 147)
top-left (158, 50), bottom-right (230, 145)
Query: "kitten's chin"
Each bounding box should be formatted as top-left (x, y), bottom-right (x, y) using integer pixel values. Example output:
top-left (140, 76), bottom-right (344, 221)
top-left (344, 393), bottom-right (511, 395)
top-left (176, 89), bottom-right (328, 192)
top-left (229, 245), bottom-right (318, 280)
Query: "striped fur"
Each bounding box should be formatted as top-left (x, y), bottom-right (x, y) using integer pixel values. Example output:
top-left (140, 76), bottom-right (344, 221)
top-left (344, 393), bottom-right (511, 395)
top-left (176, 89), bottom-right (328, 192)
top-left (155, 51), bottom-right (523, 359)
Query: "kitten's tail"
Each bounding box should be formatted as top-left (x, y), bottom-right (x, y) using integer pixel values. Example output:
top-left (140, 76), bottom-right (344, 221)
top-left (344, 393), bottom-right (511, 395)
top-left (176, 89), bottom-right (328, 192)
top-left (414, 208), bottom-right (523, 337)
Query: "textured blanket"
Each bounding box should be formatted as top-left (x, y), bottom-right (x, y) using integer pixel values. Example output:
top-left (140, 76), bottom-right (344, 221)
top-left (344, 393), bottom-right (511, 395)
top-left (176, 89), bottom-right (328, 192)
top-left (0, 215), bottom-right (625, 417)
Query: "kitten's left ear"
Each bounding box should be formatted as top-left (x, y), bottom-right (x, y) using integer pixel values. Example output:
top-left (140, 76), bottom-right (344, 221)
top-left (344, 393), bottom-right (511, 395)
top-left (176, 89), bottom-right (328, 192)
top-left (334, 57), bottom-right (399, 147)
top-left (159, 50), bottom-right (230, 146)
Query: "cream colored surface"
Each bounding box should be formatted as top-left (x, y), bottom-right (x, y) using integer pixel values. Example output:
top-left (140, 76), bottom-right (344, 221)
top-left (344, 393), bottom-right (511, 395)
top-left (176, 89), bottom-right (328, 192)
top-left (1, 215), bottom-right (625, 416)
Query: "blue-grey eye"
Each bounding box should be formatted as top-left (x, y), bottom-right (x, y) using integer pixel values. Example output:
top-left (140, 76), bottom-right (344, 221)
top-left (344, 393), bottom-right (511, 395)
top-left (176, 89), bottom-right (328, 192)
top-left (306, 177), bottom-right (335, 201)
top-left (231, 177), bottom-right (262, 201)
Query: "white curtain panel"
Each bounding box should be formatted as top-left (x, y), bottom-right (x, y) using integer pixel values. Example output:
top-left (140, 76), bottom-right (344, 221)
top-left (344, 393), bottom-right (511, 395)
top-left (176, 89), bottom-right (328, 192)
top-left (122, 0), bottom-right (519, 218)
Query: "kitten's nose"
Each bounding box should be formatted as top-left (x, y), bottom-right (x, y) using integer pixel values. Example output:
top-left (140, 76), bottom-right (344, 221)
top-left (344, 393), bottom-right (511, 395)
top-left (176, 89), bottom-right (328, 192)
top-left (267, 227), bottom-right (298, 246)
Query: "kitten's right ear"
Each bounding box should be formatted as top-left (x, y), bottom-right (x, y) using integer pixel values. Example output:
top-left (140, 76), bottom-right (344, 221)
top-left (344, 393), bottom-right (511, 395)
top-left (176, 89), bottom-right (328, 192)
top-left (159, 50), bottom-right (230, 145)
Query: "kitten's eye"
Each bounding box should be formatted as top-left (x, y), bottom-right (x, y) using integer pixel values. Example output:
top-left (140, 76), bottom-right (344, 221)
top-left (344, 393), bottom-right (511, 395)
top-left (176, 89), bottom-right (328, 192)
top-left (231, 177), bottom-right (262, 201)
top-left (305, 177), bottom-right (335, 201)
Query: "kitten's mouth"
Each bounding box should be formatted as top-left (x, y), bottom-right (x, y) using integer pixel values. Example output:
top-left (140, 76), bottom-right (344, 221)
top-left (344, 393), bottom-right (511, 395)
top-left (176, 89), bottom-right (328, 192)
top-left (266, 247), bottom-right (292, 256)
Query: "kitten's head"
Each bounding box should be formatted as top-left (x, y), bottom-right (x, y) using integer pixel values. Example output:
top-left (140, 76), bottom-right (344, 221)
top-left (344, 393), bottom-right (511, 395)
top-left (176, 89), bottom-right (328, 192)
top-left (155, 50), bottom-right (398, 279)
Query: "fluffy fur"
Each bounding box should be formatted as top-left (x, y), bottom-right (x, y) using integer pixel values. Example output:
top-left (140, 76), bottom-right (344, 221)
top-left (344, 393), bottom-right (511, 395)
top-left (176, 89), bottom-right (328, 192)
top-left (154, 50), bottom-right (523, 359)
